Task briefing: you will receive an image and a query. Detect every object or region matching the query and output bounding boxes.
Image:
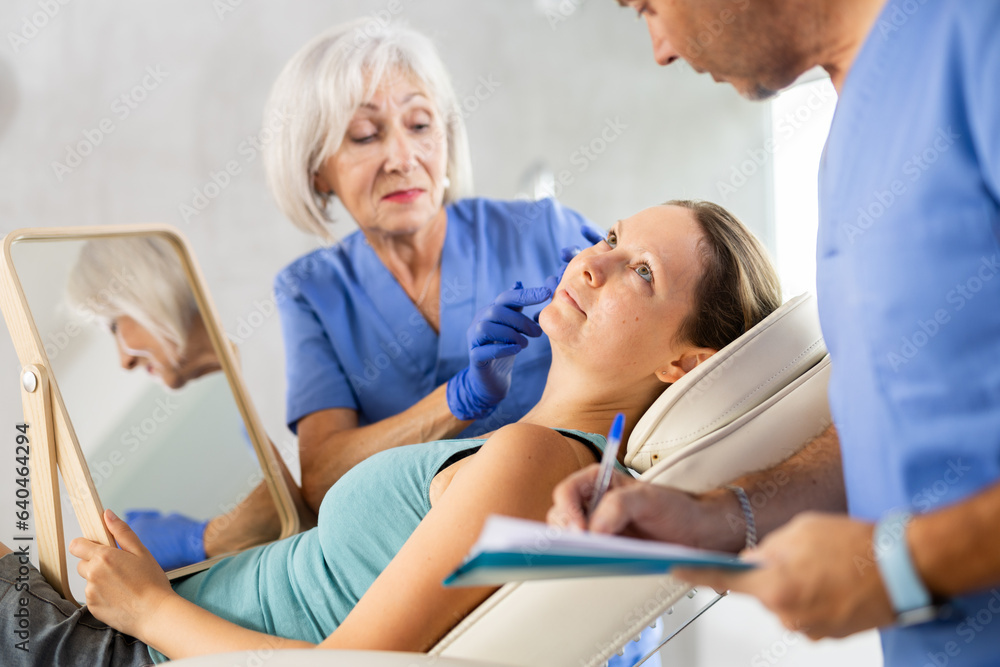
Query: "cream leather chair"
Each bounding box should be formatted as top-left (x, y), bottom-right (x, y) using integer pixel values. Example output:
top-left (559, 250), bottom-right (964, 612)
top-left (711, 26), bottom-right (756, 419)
top-left (169, 293), bottom-right (831, 667)
top-left (428, 293), bottom-right (831, 667)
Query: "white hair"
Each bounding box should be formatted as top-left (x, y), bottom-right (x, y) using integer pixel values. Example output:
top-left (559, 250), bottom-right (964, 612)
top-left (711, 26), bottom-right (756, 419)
top-left (263, 19), bottom-right (473, 240)
top-left (66, 236), bottom-right (198, 365)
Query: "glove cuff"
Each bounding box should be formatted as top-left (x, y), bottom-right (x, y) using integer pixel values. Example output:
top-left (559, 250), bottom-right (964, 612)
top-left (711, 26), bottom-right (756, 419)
top-left (447, 369), bottom-right (498, 422)
top-left (183, 519), bottom-right (209, 563)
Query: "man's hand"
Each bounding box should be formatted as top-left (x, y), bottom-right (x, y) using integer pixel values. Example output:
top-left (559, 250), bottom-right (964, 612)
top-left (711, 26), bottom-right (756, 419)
top-left (548, 463), bottom-right (730, 549)
top-left (69, 509), bottom-right (177, 640)
top-left (673, 512), bottom-right (896, 640)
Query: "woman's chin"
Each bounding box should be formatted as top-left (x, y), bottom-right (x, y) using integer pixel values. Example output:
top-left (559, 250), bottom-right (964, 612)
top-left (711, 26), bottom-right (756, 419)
top-left (537, 305), bottom-right (575, 342)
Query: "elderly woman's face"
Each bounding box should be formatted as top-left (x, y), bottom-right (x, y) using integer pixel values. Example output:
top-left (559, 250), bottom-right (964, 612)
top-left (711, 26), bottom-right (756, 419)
top-left (111, 316), bottom-right (187, 389)
top-left (314, 71), bottom-right (449, 237)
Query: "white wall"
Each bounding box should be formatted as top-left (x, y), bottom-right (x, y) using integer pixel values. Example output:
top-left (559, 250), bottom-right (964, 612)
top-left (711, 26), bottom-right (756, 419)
top-left (0, 1), bottom-right (882, 665)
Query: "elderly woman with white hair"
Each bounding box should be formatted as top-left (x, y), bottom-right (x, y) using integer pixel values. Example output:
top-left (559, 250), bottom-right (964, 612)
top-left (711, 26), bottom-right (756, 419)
top-left (126, 19), bottom-right (597, 552)
top-left (67, 236), bottom-right (218, 391)
top-left (264, 20), bottom-right (601, 513)
top-left (66, 237), bottom-right (316, 568)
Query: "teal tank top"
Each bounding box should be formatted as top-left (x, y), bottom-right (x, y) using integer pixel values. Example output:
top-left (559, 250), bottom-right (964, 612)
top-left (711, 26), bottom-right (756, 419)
top-left (148, 429), bottom-right (620, 662)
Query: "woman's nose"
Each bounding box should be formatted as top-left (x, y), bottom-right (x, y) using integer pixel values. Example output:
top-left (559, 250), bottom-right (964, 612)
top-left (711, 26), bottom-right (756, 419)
top-left (384, 128), bottom-right (418, 173)
top-left (578, 252), bottom-right (607, 287)
top-left (115, 338), bottom-right (139, 370)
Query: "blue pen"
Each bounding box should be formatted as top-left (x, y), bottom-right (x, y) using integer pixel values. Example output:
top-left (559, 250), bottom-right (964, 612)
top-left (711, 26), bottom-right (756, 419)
top-left (587, 412), bottom-right (625, 520)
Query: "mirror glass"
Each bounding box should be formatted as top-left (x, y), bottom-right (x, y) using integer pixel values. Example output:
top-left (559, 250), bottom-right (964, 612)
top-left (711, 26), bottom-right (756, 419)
top-left (10, 235), bottom-right (272, 566)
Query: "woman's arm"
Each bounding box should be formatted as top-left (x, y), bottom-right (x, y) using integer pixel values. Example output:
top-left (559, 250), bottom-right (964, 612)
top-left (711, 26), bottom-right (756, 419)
top-left (318, 423), bottom-right (599, 651)
top-left (69, 511), bottom-right (315, 660)
top-left (74, 424), bottom-right (595, 657)
top-left (297, 384), bottom-right (470, 512)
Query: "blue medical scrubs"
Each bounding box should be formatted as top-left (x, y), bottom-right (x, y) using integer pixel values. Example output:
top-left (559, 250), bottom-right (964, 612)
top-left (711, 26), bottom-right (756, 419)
top-left (276, 197), bottom-right (595, 438)
top-left (818, 1), bottom-right (1000, 664)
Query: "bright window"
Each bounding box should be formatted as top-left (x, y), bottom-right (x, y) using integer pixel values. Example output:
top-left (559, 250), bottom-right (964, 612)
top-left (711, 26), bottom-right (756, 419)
top-left (770, 77), bottom-right (837, 299)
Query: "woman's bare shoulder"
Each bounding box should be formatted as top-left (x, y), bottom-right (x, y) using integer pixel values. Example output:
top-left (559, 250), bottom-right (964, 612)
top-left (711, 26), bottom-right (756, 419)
top-left (480, 423), bottom-right (597, 470)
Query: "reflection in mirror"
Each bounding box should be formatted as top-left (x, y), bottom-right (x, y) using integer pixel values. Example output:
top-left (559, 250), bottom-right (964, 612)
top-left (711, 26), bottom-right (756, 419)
top-left (11, 235), bottom-right (274, 572)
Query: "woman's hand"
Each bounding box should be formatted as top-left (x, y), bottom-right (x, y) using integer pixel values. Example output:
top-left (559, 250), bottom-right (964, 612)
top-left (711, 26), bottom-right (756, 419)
top-left (447, 282), bottom-right (552, 420)
top-left (69, 509), bottom-right (177, 640)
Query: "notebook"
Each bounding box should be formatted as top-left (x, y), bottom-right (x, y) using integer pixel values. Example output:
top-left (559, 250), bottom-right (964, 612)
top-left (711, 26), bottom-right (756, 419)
top-left (444, 515), bottom-right (754, 587)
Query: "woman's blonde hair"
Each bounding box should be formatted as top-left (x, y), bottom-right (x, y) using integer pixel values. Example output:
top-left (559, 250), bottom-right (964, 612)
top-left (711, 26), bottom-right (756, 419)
top-left (263, 19), bottom-right (473, 240)
top-left (66, 236), bottom-right (198, 365)
top-left (668, 200), bottom-right (783, 351)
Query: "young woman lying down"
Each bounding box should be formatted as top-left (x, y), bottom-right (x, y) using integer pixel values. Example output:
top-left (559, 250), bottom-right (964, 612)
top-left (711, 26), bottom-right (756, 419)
top-left (0, 200), bottom-right (780, 665)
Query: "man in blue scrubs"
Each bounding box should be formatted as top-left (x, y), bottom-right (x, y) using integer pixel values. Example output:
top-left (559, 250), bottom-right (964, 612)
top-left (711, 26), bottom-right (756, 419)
top-left (552, 1), bottom-right (1000, 664)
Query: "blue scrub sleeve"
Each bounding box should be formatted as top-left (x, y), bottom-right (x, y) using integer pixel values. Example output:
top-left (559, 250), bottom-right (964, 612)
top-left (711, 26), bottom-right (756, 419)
top-left (275, 274), bottom-right (358, 434)
top-left (959, 2), bottom-right (1000, 204)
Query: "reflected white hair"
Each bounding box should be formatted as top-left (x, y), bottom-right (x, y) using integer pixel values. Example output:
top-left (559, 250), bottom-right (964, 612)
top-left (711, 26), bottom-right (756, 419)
top-left (262, 18), bottom-right (473, 240)
top-left (66, 236), bottom-right (197, 364)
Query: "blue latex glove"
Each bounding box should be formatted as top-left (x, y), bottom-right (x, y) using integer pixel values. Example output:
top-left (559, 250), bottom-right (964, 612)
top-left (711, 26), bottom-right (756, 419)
top-left (447, 282), bottom-right (552, 421)
top-left (535, 225), bottom-right (606, 322)
top-left (124, 509), bottom-right (208, 571)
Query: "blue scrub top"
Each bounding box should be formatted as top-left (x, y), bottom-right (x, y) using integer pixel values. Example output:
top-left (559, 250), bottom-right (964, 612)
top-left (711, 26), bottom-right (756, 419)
top-left (818, 1), bottom-right (1000, 664)
top-left (275, 197), bottom-right (597, 438)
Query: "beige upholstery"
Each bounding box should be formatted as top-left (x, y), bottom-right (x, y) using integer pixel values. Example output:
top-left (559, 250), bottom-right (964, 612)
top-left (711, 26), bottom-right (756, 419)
top-left (430, 293), bottom-right (832, 667)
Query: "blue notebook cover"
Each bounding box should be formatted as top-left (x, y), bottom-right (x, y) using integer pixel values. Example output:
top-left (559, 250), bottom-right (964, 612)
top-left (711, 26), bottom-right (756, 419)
top-left (444, 515), bottom-right (753, 587)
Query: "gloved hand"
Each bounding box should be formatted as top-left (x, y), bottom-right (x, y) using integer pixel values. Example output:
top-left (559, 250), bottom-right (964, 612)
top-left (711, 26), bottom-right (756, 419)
top-left (447, 282), bottom-right (552, 421)
top-left (535, 225), bottom-right (606, 322)
top-left (123, 509), bottom-right (208, 571)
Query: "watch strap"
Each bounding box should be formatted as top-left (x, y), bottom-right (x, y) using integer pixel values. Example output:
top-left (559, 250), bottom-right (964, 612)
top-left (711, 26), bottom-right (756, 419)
top-left (874, 510), bottom-right (936, 625)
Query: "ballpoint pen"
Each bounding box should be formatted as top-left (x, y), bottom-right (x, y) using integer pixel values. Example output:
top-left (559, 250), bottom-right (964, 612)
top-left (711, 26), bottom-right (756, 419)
top-left (587, 412), bottom-right (625, 520)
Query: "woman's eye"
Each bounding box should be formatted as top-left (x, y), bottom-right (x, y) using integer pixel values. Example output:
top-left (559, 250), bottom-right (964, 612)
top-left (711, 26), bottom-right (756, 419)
top-left (411, 123), bottom-right (430, 132)
top-left (351, 134), bottom-right (377, 144)
top-left (604, 231), bottom-right (618, 248)
top-left (634, 263), bottom-right (653, 283)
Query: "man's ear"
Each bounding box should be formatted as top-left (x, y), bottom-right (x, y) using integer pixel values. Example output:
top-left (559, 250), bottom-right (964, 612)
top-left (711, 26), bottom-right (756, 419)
top-left (655, 347), bottom-right (717, 384)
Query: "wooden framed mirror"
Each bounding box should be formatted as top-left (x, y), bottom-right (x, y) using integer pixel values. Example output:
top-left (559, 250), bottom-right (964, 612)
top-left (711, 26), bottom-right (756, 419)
top-left (0, 224), bottom-right (304, 605)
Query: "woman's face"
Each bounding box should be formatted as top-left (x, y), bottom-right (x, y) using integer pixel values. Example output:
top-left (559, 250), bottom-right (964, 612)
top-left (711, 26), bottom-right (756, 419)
top-left (313, 71), bottom-right (449, 238)
top-left (540, 205), bottom-right (710, 380)
top-left (111, 316), bottom-right (187, 389)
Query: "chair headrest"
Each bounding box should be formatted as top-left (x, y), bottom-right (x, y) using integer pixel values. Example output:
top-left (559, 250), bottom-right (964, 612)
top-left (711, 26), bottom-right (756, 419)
top-left (625, 293), bottom-right (826, 472)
